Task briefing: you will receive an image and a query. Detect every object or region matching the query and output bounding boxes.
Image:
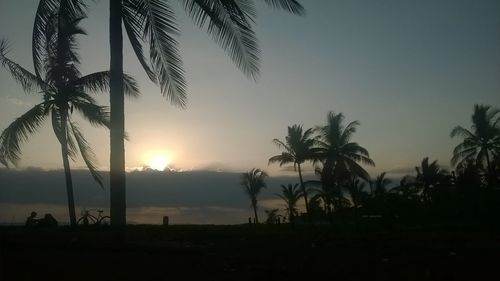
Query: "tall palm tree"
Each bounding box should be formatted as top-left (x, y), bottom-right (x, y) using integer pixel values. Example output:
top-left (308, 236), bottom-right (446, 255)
top-left (0, 4), bottom-right (138, 226)
top-left (415, 157), bottom-right (448, 204)
top-left (240, 168), bottom-right (268, 223)
top-left (92, 0), bottom-right (304, 225)
top-left (315, 112), bottom-right (375, 195)
top-left (451, 104), bottom-right (500, 185)
top-left (276, 183), bottom-right (303, 226)
top-left (34, 0), bottom-right (304, 225)
top-left (269, 125), bottom-right (316, 216)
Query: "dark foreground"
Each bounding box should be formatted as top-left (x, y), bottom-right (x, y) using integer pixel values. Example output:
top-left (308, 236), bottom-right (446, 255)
top-left (1, 224), bottom-right (499, 281)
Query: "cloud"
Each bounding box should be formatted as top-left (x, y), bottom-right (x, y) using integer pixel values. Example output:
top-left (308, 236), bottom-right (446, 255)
top-left (0, 168), bottom-right (317, 224)
top-left (385, 167), bottom-right (415, 176)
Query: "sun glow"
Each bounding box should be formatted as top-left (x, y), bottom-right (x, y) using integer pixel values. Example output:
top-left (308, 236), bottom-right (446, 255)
top-left (148, 155), bottom-right (171, 171)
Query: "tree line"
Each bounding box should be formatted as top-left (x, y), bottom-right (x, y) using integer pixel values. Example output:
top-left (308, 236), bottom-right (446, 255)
top-left (242, 105), bottom-right (500, 228)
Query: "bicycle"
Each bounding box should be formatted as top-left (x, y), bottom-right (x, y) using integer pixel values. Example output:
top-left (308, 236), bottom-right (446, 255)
top-left (77, 209), bottom-right (110, 226)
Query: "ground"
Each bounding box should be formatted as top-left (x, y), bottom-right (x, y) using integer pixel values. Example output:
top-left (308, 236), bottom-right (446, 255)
top-left (1, 224), bottom-right (499, 280)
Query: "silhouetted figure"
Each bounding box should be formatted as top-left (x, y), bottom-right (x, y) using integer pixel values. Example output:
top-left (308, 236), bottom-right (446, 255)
top-left (39, 214), bottom-right (58, 227)
top-left (25, 211), bottom-right (39, 227)
top-left (163, 216), bottom-right (169, 226)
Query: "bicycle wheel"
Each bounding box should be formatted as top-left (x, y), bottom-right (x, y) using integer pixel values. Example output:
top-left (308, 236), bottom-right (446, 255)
top-left (77, 214), bottom-right (97, 225)
top-left (98, 216), bottom-right (111, 225)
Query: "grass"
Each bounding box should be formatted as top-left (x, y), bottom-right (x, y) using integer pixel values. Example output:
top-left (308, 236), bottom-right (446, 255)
top-left (1, 224), bottom-right (499, 280)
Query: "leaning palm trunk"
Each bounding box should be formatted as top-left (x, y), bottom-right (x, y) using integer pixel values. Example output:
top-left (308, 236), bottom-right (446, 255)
top-left (109, 0), bottom-right (126, 226)
top-left (59, 115), bottom-right (77, 226)
top-left (297, 164), bottom-right (310, 221)
top-left (252, 199), bottom-right (259, 224)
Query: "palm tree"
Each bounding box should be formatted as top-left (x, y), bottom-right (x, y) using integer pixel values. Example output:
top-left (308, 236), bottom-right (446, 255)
top-left (0, 5), bottom-right (138, 226)
top-left (372, 172), bottom-right (392, 199)
top-left (344, 177), bottom-right (368, 211)
top-left (392, 175), bottom-right (419, 201)
top-left (451, 104), bottom-right (500, 186)
top-left (240, 168), bottom-right (268, 223)
top-left (315, 112), bottom-right (375, 197)
top-left (276, 183), bottom-right (303, 226)
top-left (415, 157), bottom-right (448, 204)
top-left (343, 176), bottom-right (368, 227)
top-left (264, 208), bottom-right (280, 224)
top-left (269, 125), bottom-right (316, 217)
top-left (52, 0), bottom-right (303, 225)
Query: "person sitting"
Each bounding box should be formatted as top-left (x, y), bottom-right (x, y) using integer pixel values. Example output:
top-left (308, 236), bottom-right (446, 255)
top-left (39, 213), bottom-right (58, 227)
top-left (25, 211), bottom-right (39, 227)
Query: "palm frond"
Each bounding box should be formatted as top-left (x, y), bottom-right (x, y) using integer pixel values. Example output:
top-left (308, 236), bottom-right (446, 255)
top-left (69, 122), bottom-right (104, 188)
top-left (182, 0), bottom-right (260, 80)
top-left (261, 0), bottom-right (305, 15)
top-left (142, 0), bottom-right (187, 107)
top-left (64, 119), bottom-right (79, 161)
top-left (268, 152), bottom-right (294, 166)
top-left (123, 0), bottom-right (157, 82)
top-left (74, 71), bottom-right (140, 98)
top-left (450, 126), bottom-right (475, 139)
top-left (33, 0), bottom-right (87, 76)
top-left (32, 0), bottom-right (59, 77)
top-left (50, 108), bottom-right (78, 160)
top-left (0, 39), bottom-right (46, 94)
top-left (72, 101), bottom-right (110, 128)
top-left (0, 103), bottom-right (50, 166)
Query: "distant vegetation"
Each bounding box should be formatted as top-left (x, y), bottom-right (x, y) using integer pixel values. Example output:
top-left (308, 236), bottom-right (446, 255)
top-left (244, 105), bottom-right (500, 228)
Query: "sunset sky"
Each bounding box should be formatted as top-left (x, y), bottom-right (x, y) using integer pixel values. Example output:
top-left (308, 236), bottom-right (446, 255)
top-left (1, 0), bottom-right (499, 177)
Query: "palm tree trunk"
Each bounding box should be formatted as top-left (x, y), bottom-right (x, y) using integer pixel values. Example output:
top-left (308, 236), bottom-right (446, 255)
top-left (485, 150), bottom-right (493, 186)
top-left (289, 210), bottom-right (295, 229)
top-left (297, 164), bottom-right (311, 220)
top-left (59, 119), bottom-right (76, 227)
top-left (109, 0), bottom-right (126, 226)
top-left (252, 199), bottom-right (259, 224)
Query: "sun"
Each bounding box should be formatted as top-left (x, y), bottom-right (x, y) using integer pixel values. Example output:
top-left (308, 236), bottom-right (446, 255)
top-left (148, 155), bottom-right (170, 171)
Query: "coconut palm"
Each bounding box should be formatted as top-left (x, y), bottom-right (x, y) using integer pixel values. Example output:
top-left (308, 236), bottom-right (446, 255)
top-left (264, 208), bottom-right (280, 224)
top-left (372, 172), bottom-right (391, 199)
top-left (32, 0), bottom-right (303, 225)
top-left (415, 157), bottom-right (448, 204)
top-left (240, 168), bottom-right (268, 223)
top-left (391, 175), bottom-right (419, 201)
top-left (0, 5), bottom-right (138, 226)
top-left (343, 176), bottom-right (368, 227)
top-left (276, 183), bottom-right (303, 226)
top-left (451, 104), bottom-right (500, 184)
top-left (269, 125), bottom-right (316, 217)
top-left (315, 112), bottom-right (375, 194)
top-left (344, 177), bottom-right (368, 210)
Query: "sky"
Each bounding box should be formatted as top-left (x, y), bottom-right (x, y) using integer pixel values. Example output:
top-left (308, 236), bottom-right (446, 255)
top-left (1, 0), bottom-right (499, 176)
top-left (0, 1), bottom-right (499, 223)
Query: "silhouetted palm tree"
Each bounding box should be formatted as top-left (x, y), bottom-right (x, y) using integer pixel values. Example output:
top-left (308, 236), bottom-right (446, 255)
top-left (241, 168), bottom-right (268, 223)
top-left (276, 183), bottom-right (303, 226)
top-left (343, 176), bottom-right (368, 227)
top-left (451, 104), bottom-right (500, 185)
top-left (392, 175), bottom-right (419, 201)
top-left (415, 157), bottom-right (448, 204)
top-left (372, 172), bottom-right (391, 199)
top-left (264, 208), bottom-right (280, 224)
top-left (55, 0), bottom-right (303, 225)
top-left (344, 177), bottom-right (368, 210)
top-left (0, 6), bottom-right (137, 226)
top-left (269, 125), bottom-right (316, 217)
top-left (315, 112), bottom-right (375, 199)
